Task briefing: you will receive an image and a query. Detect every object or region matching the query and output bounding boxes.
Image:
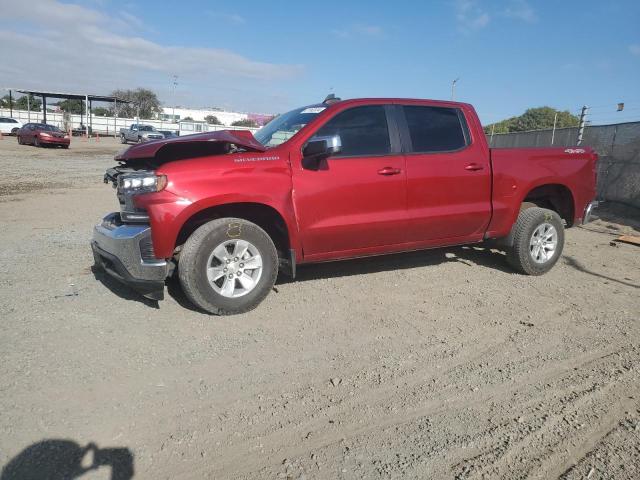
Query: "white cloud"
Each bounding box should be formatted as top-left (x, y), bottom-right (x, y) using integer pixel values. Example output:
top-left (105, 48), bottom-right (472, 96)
top-left (503, 0), bottom-right (537, 23)
top-left (630, 44), bottom-right (640, 56)
top-left (455, 0), bottom-right (490, 32)
top-left (207, 11), bottom-right (246, 25)
top-left (0, 0), bottom-right (302, 112)
top-left (332, 24), bottom-right (384, 39)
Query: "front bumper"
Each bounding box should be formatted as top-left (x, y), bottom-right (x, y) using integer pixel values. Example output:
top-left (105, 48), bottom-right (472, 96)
top-left (91, 212), bottom-right (169, 300)
top-left (582, 201), bottom-right (599, 225)
top-left (41, 136), bottom-right (70, 145)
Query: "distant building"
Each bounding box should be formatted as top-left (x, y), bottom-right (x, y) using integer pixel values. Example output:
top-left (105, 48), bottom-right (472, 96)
top-left (159, 107), bottom-right (273, 126)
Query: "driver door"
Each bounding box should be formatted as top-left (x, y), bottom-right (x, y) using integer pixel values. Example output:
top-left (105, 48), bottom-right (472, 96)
top-left (290, 104), bottom-right (407, 260)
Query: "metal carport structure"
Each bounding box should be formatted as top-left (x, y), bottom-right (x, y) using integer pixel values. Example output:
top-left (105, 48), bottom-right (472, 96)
top-left (13, 89), bottom-right (129, 137)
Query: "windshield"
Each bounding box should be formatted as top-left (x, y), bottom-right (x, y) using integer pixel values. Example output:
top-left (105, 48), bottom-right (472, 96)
top-left (38, 124), bottom-right (62, 132)
top-left (138, 125), bottom-right (154, 131)
top-left (254, 105), bottom-right (326, 147)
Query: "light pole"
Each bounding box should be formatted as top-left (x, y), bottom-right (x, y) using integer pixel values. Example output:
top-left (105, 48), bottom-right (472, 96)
top-left (171, 75), bottom-right (178, 123)
top-left (451, 77), bottom-right (459, 101)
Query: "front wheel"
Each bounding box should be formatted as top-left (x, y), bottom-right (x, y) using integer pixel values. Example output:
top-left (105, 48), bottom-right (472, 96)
top-left (506, 207), bottom-right (564, 275)
top-left (120, 134), bottom-right (127, 144)
top-left (178, 218), bottom-right (279, 315)
top-left (34, 136), bottom-right (41, 147)
top-left (17, 135), bottom-right (23, 145)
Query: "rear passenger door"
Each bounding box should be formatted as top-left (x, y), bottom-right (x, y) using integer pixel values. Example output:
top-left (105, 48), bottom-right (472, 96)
top-left (399, 104), bottom-right (491, 243)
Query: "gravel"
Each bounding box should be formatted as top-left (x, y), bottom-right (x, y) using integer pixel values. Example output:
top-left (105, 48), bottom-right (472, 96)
top-left (1, 137), bottom-right (639, 479)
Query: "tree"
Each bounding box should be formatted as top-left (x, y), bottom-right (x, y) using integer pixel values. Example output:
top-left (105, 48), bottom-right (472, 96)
top-left (484, 107), bottom-right (579, 134)
top-left (110, 88), bottom-right (161, 119)
top-left (58, 99), bottom-right (84, 114)
top-left (15, 94), bottom-right (42, 111)
top-left (0, 95), bottom-right (15, 109)
top-left (231, 118), bottom-right (258, 128)
top-left (92, 107), bottom-right (110, 116)
top-left (182, 116), bottom-right (194, 121)
top-left (204, 115), bottom-right (222, 125)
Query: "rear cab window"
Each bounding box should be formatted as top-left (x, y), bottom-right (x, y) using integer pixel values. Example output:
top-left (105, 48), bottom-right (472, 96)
top-left (402, 105), bottom-right (469, 153)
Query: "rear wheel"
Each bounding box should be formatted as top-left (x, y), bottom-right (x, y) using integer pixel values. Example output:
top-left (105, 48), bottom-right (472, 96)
top-left (506, 207), bottom-right (564, 275)
top-left (178, 218), bottom-right (279, 315)
top-left (17, 135), bottom-right (23, 145)
top-left (11, 127), bottom-right (18, 135)
top-left (137, 136), bottom-right (143, 144)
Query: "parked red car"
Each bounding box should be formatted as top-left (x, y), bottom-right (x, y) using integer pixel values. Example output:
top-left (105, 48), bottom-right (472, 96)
top-left (92, 97), bottom-right (598, 314)
top-left (17, 123), bottom-right (70, 148)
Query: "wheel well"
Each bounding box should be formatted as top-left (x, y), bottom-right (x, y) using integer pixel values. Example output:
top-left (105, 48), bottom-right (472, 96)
top-left (175, 203), bottom-right (290, 256)
top-left (522, 184), bottom-right (575, 226)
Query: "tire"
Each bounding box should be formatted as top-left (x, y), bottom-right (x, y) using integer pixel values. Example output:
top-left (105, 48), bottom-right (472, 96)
top-left (137, 136), bottom-right (143, 144)
top-left (11, 127), bottom-right (18, 135)
top-left (34, 136), bottom-right (41, 147)
top-left (120, 134), bottom-right (127, 144)
top-left (506, 207), bottom-right (564, 275)
top-left (62, 145), bottom-right (69, 149)
top-left (178, 218), bottom-right (279, 315)
top-left (17, 135), bottom-right (23, 145)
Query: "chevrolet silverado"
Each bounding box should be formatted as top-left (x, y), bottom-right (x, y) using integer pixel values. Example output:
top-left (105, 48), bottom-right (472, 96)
top-left (92, 97), bottom-right (598, 314)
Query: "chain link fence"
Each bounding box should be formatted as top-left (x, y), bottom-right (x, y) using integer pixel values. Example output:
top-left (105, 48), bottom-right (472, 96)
top-left (488, 122), bottom-right (640, 209)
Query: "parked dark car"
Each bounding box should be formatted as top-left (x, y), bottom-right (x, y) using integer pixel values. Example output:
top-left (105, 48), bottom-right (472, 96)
top-left (17, 123), bottom-right (70, 148)
top-left (158, 130), bottom-right (179, 138)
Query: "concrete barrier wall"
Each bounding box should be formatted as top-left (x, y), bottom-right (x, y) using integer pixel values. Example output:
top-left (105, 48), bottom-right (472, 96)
top-left (0, 109), bottom-right (259, 137)
top-left (488, 122), bottom-right (640, 209)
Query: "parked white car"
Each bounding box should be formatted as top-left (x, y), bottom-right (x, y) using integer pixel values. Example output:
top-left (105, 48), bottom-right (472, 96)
top-left (0, 117), bottom-right (23, 135)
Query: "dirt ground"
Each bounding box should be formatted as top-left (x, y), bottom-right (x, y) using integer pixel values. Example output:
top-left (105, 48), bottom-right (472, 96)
top-left (0, 136), bottom-right (639, 479)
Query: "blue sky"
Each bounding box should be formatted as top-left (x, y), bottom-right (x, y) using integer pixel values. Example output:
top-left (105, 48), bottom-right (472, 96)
top-left (1, 0), bottom-right (639, 124)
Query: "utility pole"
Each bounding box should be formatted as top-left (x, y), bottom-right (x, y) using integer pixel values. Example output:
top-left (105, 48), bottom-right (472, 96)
top-left (451, 78), bottom-right (459, 101)
top-left (551, 112), bottom-right (558, 145)
top-left (171, 75), bottom-right (178, 123)
top-left (577, 105), bottom-right (589, 145)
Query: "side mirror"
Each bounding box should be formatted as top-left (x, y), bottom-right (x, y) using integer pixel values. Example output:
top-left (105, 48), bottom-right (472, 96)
top-left (302, 135), bottom-right (342, 169)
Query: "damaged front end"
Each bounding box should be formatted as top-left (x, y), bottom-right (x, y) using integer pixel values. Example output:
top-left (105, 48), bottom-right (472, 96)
top-left (92, 129), bottom-right (267, 301)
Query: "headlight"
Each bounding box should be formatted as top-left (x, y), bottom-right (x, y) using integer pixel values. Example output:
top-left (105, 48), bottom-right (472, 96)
top-left (119, 173), bottom-right (167, 195)
top-left (41, 132), bottom-right (51, 137)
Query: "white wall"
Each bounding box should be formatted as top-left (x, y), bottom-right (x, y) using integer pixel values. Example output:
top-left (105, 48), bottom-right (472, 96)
top-left (0, 108), bottom-right (259, 136)
top-left (160, 107), bottom-right (247, 125)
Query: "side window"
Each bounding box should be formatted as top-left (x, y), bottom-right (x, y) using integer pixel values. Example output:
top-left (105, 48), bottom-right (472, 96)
top-left (403, 106), bottom-right (468, 153)
top-left (314, 105), bottom-right (391, 157)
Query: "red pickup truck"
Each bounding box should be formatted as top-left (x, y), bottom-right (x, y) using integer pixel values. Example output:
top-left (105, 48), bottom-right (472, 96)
top-left (92, 97), bottom-right (598, 314)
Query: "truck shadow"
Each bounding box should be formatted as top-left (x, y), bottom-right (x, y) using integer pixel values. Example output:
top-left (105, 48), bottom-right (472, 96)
top-left (162, 244), bottom-right (513, 313)
top-left (563, 255), bottom-right (639, 289)
top-left (277, 244), bottom-right (514, 284)
top-left (91, 266), bottom-right (160, 309)
top-left (1, 439), bottom-right (134, 480)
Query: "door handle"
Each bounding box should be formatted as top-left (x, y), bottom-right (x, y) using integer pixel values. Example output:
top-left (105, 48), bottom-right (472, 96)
top-left (465, 163), bottom-right (484, 171)
top-left (377, 167), bottom-right (402, 176)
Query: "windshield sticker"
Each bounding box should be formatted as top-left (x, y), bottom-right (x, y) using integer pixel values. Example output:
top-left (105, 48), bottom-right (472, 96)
top-left (301, 107), bottom-right (326, 114)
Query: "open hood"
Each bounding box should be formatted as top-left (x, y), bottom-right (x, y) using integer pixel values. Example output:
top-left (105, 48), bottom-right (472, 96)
top-left (115, 130), bottom-right (266, 164)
